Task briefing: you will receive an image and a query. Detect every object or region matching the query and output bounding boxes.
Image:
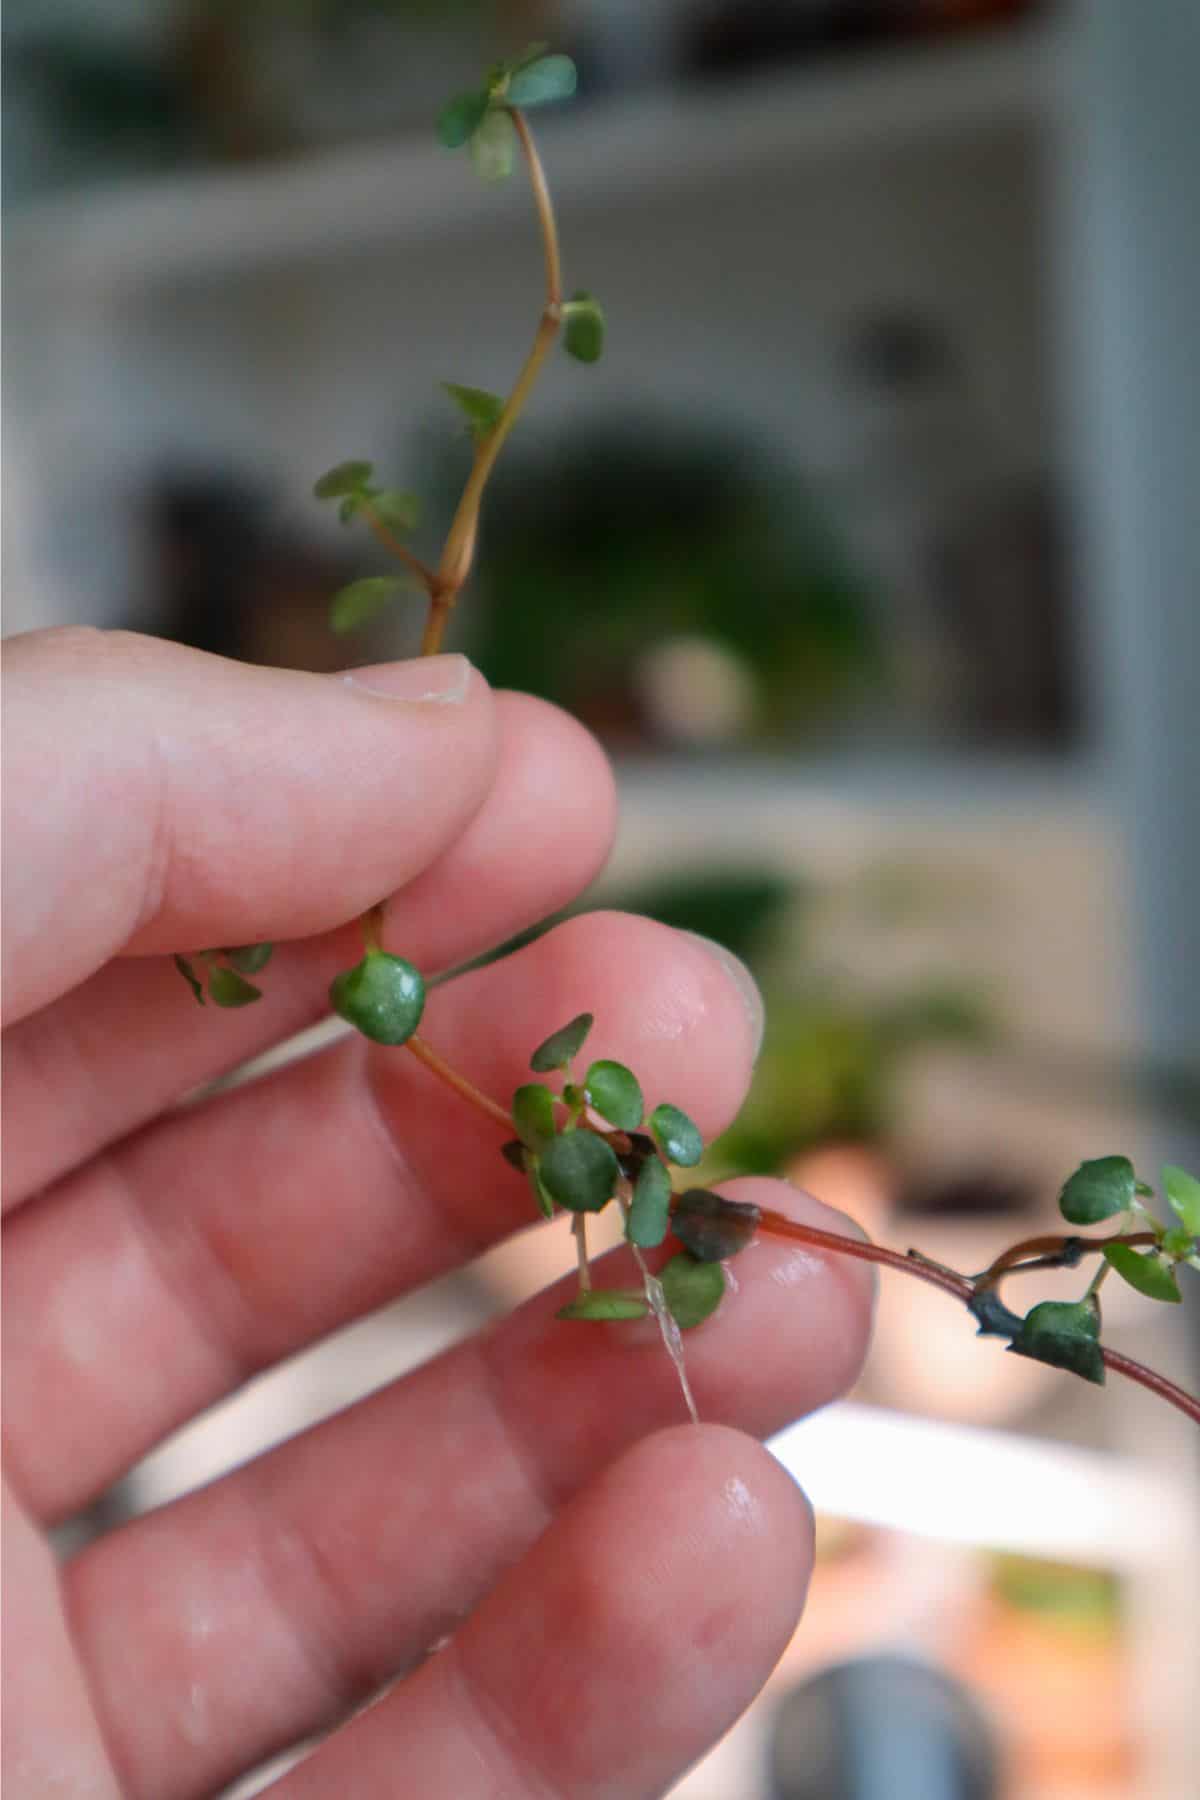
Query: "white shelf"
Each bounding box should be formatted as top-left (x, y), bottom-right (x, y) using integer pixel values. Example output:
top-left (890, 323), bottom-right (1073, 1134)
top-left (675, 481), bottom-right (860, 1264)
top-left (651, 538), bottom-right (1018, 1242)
top-left (7, 25), bottom-right (1058, 297)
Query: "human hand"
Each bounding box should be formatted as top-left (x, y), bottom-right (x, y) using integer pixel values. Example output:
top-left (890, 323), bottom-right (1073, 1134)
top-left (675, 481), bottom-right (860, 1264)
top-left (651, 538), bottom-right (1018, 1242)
top-left (2, 628), bottom-right (873, 1798)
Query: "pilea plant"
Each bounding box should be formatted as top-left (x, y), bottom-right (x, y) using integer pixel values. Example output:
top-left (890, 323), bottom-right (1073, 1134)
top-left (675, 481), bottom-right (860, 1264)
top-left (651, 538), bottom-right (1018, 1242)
top-left (174, 47), bottom-right (1200, 1429)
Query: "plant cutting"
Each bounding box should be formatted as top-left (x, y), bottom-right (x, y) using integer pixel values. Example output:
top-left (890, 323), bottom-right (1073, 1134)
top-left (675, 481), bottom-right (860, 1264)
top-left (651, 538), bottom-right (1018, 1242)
top-left (176, 46), bottom-right (1200, 1429)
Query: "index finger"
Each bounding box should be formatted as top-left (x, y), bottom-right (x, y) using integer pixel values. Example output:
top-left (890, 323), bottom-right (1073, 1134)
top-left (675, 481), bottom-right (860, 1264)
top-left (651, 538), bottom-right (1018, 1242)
top-left (1, 629), bottom-right (496, 1024)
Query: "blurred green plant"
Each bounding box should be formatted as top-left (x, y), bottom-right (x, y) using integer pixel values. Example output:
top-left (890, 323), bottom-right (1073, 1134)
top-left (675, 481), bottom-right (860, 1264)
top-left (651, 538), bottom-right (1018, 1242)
top-left (441, 420), bottom-right (880, 743)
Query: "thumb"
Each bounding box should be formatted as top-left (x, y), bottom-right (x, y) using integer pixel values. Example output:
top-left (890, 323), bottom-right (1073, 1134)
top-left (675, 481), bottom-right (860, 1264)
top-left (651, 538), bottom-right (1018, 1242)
top-left (2, 629), bottom-right (496, 1024)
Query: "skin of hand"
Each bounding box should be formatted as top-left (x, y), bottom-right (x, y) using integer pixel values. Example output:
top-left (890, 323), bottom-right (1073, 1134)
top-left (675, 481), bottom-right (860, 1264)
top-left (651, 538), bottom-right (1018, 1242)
top-left (1, 627), bottom-right (874, 1800)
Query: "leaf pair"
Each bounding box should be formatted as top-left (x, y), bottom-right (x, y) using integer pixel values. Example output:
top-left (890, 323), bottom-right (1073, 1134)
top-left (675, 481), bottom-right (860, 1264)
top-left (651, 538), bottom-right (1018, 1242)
top-left (174, 944), bottom-right (274, 1008)
top-left (1058, 1155), bottom-right (1199, 1303)
top-left (312, 459), bottom-right (424, 633)
top-left (437, 49), bottom-right (578, 184)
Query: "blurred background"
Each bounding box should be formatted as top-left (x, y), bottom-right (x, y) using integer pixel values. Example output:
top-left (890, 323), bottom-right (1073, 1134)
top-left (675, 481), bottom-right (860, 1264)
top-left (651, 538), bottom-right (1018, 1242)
top-left (5, 3), bottom-right (1199, 1796)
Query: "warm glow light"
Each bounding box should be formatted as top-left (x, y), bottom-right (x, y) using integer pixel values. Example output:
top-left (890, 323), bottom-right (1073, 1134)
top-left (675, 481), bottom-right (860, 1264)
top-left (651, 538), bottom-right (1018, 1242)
top-left (769, 1404), bottom-right (1186, 1565)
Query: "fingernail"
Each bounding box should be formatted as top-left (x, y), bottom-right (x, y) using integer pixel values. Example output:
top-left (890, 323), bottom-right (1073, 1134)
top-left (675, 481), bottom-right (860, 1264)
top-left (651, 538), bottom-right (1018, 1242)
top-left (340, 654), bottom-right (472, 704)
top-left (679, 930), bottom-right (765, 1061)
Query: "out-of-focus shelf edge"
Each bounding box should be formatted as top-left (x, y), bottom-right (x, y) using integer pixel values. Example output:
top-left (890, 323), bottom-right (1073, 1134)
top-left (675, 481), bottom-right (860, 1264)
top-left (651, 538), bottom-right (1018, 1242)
top-left (611, 749), bottom-right (1104, 830)
top-left (6, 23), bottom-right (1060, 297)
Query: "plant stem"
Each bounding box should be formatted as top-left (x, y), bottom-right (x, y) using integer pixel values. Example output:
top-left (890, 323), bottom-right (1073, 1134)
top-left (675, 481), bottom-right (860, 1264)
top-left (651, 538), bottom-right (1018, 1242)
top-left (572, 1214), bottom-right (592, 1292)
top-left (978, 1229), bottom-right (1157, 1286)
top-left (361, 503), bottom-right (439, 594)
top-left (426, 109), bottom-right (564, 651)
top-left (405, 1034), bottom-right (513, 1131)
top-left (754, 1207), bottom-right (1200, 1424)
top-left (1099, 1347), bottom-right (1200, 1423)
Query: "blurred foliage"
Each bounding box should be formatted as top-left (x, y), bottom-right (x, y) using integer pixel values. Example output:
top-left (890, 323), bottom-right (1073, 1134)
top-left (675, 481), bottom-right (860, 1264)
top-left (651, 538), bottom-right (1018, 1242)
top-left (609, 868), bottom-right (798, 967)
top-left (608, 864), bottom-right (991, 1168)
top-left (446, 417), bottom-right (882, 744)
top-left (988, 1555), bottom-right (1122, 1629)
top-left (710, 977), bottom-right (992, 1172)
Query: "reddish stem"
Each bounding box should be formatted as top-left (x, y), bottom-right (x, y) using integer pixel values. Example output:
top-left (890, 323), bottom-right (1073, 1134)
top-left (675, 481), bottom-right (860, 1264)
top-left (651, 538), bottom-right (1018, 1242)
top-left (755, 1207), bottom-right (1200, 1425)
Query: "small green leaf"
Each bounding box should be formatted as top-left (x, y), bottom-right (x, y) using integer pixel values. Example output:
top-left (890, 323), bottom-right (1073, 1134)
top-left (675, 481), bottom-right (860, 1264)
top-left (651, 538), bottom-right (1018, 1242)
top-left (369, 489), bottom-right (421, 533)
top-left (530, 1012), bottom-right (593, 1073)
top-left (174, 954), bottom-right (205, 1005)
top-left (512, 1082), bottom-right (557, 1151)
top-left (1103, 1242), bottom-right (1182, 1302)
top-left (314, 459), bottom-right (373, 499)
top-left (338, 495), bottom-right (363, 525)
top-left (330, 950), bottom-right (426, 1046)
top-left (329, 575), bottom-right (406, 635)
top-left (660, 1253), bottom-right (726, 1330)
top-left (649, 1103), bottom-right (704, 1168)
top-left (442, 382), bottom-right (506, 443)
top-left (437, 88), bottom-right (490, 149)
top-left (1057, 1155), bottom-right (1137, 1225)
top-left (1164, 1164), bottom-right (1200, 1236)
top-left (671, 1188), bottom-right (760, 1262)
top-left (529, 1161), bottom-right (556, 1220)
top-left (222, 943), bottom-right (273, 975)
top-left (1010, 1299), bottom-right (1105, 1386)
top-left (208, 966), bottom-right (263, 1008)
top-left (626, 1156), bottom-right (672, 1249)
top-left (1162, 1226), bottom-right (1197, 1260)
top-left (563, 292), bottom-right (605, 364)
top-left (583, 1059), bottom-right (643, 1130)
top-left (538, 1130), bottom-right (618, 1213)
top-left (507, 53), bottom-right (577, 108)
top-left (500, 1139), bottom-right (529, 1173)
top-left (470, 105), bottom-right (516, 181)
top-left (557, 1289), bottom-right (649, 1322)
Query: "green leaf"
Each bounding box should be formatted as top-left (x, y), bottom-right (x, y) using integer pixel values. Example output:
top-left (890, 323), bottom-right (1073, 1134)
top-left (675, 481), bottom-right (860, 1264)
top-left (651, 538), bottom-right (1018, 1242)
top-left (314, 459), bottom-right (373, 499)
top-left (626, 1156), bottom-right (672, 1249)
top-left (1162, 1226), bottom-right (1197, 1260)
top-left (337, 495), bottom-right (362, 525)
top-left (563, 292), bottom-right (605, 364)
top-left (222, 943), bottom-right (273, 975)
top-left (442, 382), bottom-right (506, 443)
top-left (1057, 1155), bottom-right (1137, 1225)
top-left (1164, 1164), bottom-right (1200, 1236)
top-left (470, 106), bottom-right (516, 181)
top-left (1010, 1299), bottom-right (1105, 1386)
top-left (329, 950), bottom-right (426, 1046)
top-left (538, 1130), bottom-right (618, 1213)
top-left (649, 1103), bottom-right (704, 1168)
top-left (208, 966), bottom-right (263, 1008)
top-left (1103, 1242), bottom-right (1182, 1302)
top-left (530, 1011), bottom-right (593, 1073)
top-left (507, 53), bottom-right (577, 108)
top-left (329, 575), bottom-right (405, 634)
top-left (583, 1059), bottom-right (643, 1130)
top-left (512, 1082), bottom-right (557, 1151)
top-left (529, 1163), bottom-right (557, 1220)
top-left (437, 88), bottom-right (490, 149)
top-left (671, 1188), bottom-right (760, 1262)
top-left (660, 1253), bottom-right (726, 1330)
top-left (557, 1289), bottom-right (649, 1322)
top-left (173, 954), bottom-right (205, 1005)
top-left (370, 489), bottom-right (421, 533)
